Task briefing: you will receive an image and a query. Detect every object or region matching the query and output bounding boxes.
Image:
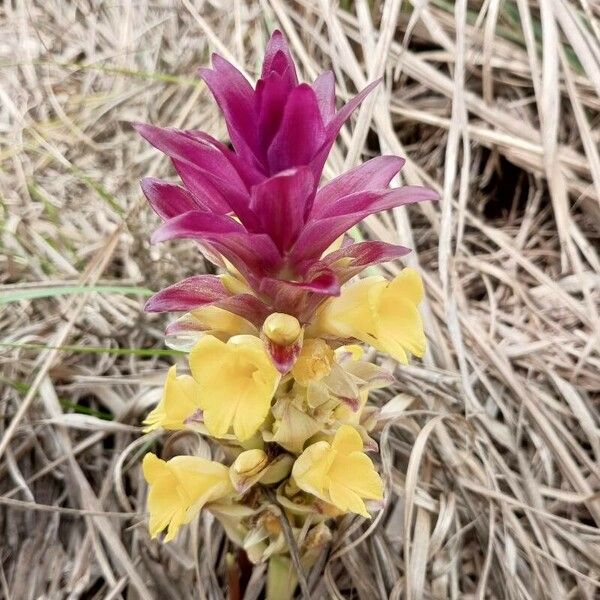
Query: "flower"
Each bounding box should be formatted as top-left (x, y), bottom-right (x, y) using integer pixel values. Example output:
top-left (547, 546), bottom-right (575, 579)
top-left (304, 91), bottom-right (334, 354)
top-left (136, 31), bottom-right (438, 322)
top-left (291, 425), bottom-right (383, 517)
top-left (291, 338), bottom-right (334, 385)
top-left (189, 334), bottom-right (280, 441)
top-left (143, 365), bottom-right (202, 431)
top-left (308, 268), bottom-right (426, 364)
top-left (142, 453), bottom-right (233, 542)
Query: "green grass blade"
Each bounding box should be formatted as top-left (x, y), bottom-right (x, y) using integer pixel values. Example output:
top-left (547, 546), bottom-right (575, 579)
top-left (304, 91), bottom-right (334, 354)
top-left (0, 341), bottom-right (183, 358)
top-left (0, 285), bottom-right (153, 305)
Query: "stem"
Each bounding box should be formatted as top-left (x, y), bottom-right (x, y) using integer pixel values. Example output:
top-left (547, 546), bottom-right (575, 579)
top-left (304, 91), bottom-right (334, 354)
top-left (265, 489), bottom-right (311, 600)
top-left (266, 556), bottom-right (297, 600)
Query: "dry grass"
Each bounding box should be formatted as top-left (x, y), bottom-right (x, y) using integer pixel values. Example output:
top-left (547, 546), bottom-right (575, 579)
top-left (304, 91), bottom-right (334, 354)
top-left (1, 1), bottom-right (600, 598)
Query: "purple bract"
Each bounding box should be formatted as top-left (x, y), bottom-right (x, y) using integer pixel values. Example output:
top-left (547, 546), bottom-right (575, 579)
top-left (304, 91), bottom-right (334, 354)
top-left (137, 31), bottom-right (437, 323)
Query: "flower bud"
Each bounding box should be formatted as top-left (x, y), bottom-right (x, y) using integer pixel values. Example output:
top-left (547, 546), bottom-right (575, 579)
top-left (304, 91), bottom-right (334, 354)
top-left (262, 313), bottom-right (304, 374)
top-left (302, 522), bottom-right (333, 566)
top-left (263, 313), bottom-right (301, 345)
top-left (271, 397), bottom-right (321, 454)
top-left (260, 454), bottom-right (294, 485)
top-left (230, 449), bottom-right (269, 493)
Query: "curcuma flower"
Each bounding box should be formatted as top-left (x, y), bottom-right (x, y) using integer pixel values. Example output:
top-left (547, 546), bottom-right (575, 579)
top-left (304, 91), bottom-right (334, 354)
top-left (143, 453), bottom-right (233, 541)
top-left (309, 268), bottom-right (427, 364)
top-left (136, 30), bottom-right (437, 323)
top-left (189, 334), bottom-right (280, 441)
top-left (143, 365), bottom-right (202, 432)
top-left (292, 425), bottom-right (383, 518)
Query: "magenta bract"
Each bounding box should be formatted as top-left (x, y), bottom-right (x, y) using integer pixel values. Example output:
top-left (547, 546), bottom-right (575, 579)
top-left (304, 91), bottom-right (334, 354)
top-left (137, 31), bottom-right (437, 322)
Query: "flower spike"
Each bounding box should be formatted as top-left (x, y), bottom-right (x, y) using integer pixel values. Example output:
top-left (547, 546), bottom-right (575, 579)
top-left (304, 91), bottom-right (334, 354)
top-left (137, 30), bottom-right (436, 575)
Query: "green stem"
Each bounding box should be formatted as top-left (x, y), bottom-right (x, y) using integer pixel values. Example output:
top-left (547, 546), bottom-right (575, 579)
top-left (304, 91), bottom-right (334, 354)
top-left (266, 556), bottom-right (298, 600)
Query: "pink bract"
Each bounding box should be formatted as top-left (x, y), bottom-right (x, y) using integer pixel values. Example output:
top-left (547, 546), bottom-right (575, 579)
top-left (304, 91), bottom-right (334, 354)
top-left (137, 31), bottom-right (437, 323)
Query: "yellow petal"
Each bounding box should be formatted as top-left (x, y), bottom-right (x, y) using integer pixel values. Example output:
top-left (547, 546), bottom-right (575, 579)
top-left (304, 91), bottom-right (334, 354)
top-left (169, 455), bottom-right (233, 501)
top-left (331, 424), bottom-right (364, 455)
top-left (189, 335), bottom-right (230, 383)
top-left (329, 452), bottom-right (383, 500)
top-left (142, 451), bottom-right (168, 484)
top-left (388, 267), bottom-right (424, 304)
top-left (328, 481), bottom-right (370, 518)
top-left (143, 365), bottom-right (202, 432)
top-left (189, 335), bottom-right (280, 441)
top-left (374, 273), bottom-right (426, 360)
top-left (308, 276), bottom-right (385, 348)
top-left (375, 298), bottom-right (425, 361)
top-left (142, 452), bottom-right (233, 542)
top-left (164, 508), bottom-right (187, 542)
top-left (291, 441), bottom-right (332, 497)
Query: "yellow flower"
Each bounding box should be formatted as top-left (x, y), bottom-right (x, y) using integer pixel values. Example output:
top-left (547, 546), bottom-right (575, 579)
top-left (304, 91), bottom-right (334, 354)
top-left (189, 335), bottom-right (280, 441)
top-left (142, 453), bottom-right (233, 542)
top-left (309, 268), bottom-right (426, 364)
top-left (291, 425), bottom-right (383, 517)
top-left (291, 339), bottom-right (334, 385)
top-left (143, 365), bottom-right (202, 432)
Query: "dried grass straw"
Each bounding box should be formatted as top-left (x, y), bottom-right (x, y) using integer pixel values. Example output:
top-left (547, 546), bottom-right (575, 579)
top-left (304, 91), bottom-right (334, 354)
top-left (1, 1), bottom-right (599, 598)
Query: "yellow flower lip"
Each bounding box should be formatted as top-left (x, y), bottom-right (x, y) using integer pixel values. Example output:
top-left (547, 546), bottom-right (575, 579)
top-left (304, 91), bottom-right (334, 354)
top-left (143, 452), bottom-right (233, 542)
top-left (262, 313), bottom-right (301, 346)
top-left (189, 334), bottom-right (280, 442)
top-left (291, 425), bottom-right (383, 518)
top-left (308, 268), bottom-right (427, 364)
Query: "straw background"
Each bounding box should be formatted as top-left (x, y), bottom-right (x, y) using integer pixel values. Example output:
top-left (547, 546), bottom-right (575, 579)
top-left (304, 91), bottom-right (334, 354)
top-left (1, 1), bottom-right (600, 598)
